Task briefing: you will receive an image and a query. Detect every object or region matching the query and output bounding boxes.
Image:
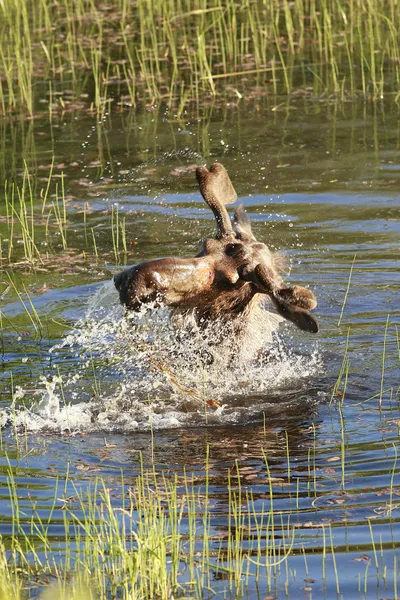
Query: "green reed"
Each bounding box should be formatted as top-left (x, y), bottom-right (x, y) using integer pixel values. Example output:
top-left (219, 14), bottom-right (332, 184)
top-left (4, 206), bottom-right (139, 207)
top-left (5, 273), bottom-right (43, 338)
top-left (1, 165), bottom-right (68, 265)
top-left (0, 165), bottom-right (130, 267)
top-left (0, 429), bottom-right (398, 600)
top-left (1, 0), bottom-right (400, 116)
top-left (111, 204), bottom-right (127, 264)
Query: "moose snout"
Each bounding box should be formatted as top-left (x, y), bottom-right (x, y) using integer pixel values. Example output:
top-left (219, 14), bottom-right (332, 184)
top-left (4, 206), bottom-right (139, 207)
top-left (113, 270), bottom-right (126, 292)
top-left (113, 267), bottom-right (138, 308)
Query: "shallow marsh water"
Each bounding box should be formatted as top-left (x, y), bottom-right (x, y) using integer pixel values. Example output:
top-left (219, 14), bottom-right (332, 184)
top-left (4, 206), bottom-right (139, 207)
top-left (0, 99), bottom-right (400, 598)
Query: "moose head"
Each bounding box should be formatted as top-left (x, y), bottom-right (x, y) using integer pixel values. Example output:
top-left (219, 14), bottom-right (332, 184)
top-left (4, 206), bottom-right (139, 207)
top-left (114, 162), bottom-right (318, 334)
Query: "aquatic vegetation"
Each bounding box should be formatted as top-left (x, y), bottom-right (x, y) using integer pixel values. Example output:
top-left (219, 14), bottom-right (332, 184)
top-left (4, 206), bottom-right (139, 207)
top-left (0, 0), bottom-right (400, 116)
top-left (1, 425), bottom-right (400, 599)
top-left (0, 162), bottom-right (126, 268)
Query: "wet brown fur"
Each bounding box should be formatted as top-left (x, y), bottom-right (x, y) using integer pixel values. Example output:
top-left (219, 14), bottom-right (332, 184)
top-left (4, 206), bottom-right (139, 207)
top-left (114, 162), bottom-right (318, 334)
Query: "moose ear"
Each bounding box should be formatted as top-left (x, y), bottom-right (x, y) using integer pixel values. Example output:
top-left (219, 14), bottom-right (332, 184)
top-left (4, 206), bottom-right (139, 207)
top-left (254, 263), bottom-right (319, 333)
top-left (271, 297), bottom-right (319, 333)
top-left (278, 285), bottom-right (317, 311)
top-left (233, 204), bottom-right (256, 242)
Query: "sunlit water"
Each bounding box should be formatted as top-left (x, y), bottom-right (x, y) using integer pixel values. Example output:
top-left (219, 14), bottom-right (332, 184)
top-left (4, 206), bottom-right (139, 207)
top-left (0, 99), bottom-right (400, 598)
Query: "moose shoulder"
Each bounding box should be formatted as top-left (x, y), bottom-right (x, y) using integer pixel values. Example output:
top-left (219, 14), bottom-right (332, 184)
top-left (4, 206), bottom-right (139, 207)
top-left (114, 162), bottom-right (318, 334)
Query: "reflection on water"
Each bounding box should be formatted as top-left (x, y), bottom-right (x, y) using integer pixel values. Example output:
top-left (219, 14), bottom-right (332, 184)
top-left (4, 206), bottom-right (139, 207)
top-left (0, 98), bottom-right (400, 598)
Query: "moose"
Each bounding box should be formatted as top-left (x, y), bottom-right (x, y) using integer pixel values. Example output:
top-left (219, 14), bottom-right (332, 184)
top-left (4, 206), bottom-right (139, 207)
top-left (114, 162), bottom-right (318, 339)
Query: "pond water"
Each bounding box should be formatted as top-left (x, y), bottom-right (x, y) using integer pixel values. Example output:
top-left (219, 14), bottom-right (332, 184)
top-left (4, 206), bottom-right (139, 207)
top-left (0, 99), bottom-right (400, 598)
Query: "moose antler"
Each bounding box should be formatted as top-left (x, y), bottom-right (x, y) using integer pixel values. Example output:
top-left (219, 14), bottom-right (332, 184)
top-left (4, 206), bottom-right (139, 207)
top-left (196, 163), bottom-right (237, 238)
top-left (114, 162), bottom-right (318, 339)
top-left (254, 264), bottom-right (318, 333)
top-left (233, 204), bottom-right (256, 242)
top-left (231, 203), bottom-right (318, 332)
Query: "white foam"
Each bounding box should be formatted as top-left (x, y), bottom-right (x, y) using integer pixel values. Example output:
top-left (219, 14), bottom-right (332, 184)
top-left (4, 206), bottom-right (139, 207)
top-left (5, 281), bottom-right (324, 434)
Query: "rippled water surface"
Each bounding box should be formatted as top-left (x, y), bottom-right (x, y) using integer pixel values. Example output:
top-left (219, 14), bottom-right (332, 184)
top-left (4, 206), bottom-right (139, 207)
top-left (1, 100), bottom-right (400, 598)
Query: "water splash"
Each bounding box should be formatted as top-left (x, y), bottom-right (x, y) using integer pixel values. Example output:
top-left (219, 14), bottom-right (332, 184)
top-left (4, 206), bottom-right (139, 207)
top-left (6, 280), bottom-right (324, 433)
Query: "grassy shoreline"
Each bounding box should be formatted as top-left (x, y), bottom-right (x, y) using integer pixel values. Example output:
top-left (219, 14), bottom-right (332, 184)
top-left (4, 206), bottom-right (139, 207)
top-left (1, 0), bottom-right (400, 116)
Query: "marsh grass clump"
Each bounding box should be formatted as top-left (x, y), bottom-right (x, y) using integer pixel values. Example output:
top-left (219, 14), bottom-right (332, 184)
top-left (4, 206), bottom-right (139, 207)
top-left (0, 0), bottom-right (400, 116)
top-left (1, 458), bottom-right (295, 599)
top-left (1, 164), bottom-right (66, 266)
top-left (0, 162), bottom-right (130, 268)
top-left (0, 436), bottom-right (399, 600)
